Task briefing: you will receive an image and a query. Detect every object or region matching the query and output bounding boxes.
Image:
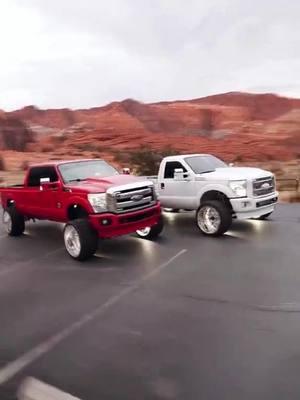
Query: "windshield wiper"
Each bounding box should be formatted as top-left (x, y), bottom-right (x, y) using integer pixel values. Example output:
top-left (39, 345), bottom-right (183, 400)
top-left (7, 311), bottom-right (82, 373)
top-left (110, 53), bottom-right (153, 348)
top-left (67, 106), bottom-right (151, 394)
top-left (67, 178), bottom-right (88, 183)
top-left (200, 170), bottom-right (215, 174)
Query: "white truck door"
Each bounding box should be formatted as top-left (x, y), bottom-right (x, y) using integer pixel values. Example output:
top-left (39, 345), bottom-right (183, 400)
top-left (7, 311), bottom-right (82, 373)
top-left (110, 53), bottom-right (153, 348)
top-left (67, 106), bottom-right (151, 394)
top-left (159, 161), bottom-right (196, 209)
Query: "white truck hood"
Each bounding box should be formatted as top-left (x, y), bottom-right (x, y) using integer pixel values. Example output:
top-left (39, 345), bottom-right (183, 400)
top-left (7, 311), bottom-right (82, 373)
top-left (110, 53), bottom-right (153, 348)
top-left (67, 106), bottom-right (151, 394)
top-left (196, 167), bottom-right (273, 181)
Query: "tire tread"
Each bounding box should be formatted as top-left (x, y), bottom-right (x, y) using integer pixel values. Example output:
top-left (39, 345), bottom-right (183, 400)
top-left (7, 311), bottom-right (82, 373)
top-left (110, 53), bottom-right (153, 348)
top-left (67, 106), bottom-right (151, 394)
top-left (196, 200), bottom-right (232, 236)
top-left (64, 219), bottom-right (98, 261)
top-left (5, 206), bottom-right (25, 236)
top-left (136, 216), bottom-right (164, 240)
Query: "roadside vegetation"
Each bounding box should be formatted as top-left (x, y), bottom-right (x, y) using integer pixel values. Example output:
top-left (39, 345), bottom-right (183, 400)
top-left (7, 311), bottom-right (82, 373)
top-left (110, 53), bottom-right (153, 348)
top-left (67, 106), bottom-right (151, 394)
top-left (0, 148), bottom-right (299, 201)
top-left (114, 145), bottom-right (178, 175)
top-left (0, 155), bottom-right (6, 171)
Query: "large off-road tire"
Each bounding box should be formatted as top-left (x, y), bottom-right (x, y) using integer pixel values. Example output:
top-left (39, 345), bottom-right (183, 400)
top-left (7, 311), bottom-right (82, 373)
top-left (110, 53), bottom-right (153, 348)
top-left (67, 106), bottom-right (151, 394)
top-left (196, 200), bottom-right (232, 236)
top-left (257, 212), bottom-right (273, 220)
top-left (64, 219), bottom-right (98, 261)
top-left (136, 216), bottom-right (164, 240)
top-left (2, 207), bottom-right (25, 236)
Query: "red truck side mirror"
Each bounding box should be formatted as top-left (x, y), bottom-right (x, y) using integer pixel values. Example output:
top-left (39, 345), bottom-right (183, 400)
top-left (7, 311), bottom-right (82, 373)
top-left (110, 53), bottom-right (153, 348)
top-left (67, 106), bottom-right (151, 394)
top-left (40, 178), bottom-right (60, 191)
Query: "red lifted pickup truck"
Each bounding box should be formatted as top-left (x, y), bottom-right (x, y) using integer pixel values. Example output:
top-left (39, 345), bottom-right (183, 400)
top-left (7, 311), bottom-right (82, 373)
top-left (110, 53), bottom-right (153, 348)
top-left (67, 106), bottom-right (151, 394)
top-left (0, 159), bottom-right (163, 260)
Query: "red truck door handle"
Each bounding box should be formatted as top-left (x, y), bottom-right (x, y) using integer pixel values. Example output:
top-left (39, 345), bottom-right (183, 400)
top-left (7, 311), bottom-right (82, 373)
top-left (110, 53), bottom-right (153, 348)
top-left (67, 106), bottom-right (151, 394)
top-left (161, 183), bottom-right (165, 189)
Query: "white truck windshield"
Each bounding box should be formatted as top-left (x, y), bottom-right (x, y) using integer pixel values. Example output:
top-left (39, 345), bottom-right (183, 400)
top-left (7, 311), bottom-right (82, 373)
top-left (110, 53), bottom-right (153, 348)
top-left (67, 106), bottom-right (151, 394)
top-left (185, 155), bottom-right (227, 174)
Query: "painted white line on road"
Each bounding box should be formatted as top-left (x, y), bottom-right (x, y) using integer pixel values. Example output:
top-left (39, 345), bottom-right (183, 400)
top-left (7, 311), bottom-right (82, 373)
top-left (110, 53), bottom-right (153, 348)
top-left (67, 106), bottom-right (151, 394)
top-left (0, 247), bottom-right (65, 278)
top-left (18, 376), bottom-right (82, 400)
top-left (0, 249), bottom-right (187, 385)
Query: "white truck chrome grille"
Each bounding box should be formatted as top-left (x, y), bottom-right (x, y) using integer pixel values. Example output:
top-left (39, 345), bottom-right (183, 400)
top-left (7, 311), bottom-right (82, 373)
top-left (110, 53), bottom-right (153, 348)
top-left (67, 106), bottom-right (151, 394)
top-left (252, 176), bottom-right (275, 197)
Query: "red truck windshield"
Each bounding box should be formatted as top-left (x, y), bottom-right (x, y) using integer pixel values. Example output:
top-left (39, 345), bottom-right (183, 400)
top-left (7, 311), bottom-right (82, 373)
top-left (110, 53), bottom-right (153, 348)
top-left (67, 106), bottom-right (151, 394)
top-left (59, 160), bottom-right (119, 183)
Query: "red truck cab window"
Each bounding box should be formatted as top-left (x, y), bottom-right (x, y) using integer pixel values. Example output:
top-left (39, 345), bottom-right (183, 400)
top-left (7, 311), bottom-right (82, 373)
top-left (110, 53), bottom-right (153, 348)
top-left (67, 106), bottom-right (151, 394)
top-left (27, 166), bottom-right (59, 187)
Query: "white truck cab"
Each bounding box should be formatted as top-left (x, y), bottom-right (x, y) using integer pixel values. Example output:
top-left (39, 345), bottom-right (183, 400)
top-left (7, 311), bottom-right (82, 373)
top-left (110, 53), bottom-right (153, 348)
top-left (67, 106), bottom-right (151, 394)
top-left (151, 154), bottom-right (278, 236)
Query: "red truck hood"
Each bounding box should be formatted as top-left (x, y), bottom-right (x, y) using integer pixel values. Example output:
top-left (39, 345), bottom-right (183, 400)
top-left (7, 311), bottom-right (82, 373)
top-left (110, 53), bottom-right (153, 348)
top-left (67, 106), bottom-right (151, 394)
top-left (65, 175), bottom-right (146, 193)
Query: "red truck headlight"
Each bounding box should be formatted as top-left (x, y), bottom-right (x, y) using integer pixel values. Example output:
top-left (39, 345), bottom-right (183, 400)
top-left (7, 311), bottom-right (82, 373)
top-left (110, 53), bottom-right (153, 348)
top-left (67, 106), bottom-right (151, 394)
top-left (88, 193), bottom-right (107, 213)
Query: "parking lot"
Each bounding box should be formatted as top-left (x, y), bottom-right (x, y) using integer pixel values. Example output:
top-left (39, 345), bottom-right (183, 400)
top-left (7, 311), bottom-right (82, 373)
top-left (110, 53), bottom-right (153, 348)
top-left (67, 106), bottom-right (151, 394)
top-left (0, 204), bottom-right (299, 400)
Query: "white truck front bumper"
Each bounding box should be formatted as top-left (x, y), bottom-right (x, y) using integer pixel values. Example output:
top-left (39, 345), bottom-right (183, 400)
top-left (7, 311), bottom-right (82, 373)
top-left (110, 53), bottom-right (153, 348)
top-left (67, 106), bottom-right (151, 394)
top-left (230, 192), bottom-right (278, 220)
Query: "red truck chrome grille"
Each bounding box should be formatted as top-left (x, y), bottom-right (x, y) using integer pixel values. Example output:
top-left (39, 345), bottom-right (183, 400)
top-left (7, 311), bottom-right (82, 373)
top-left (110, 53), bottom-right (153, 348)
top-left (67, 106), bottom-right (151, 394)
top-left (107, 185), bottom-right (157, 214)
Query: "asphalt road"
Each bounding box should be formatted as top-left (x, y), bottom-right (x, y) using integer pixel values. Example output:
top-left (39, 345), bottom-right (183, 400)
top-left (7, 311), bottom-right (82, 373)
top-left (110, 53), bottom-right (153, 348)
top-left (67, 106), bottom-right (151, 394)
top-left (0, 204), bottom-right (299, 400)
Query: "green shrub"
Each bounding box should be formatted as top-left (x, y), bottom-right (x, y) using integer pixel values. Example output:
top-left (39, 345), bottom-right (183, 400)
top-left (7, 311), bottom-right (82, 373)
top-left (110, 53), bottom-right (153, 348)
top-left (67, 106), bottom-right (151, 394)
top-left (233, 155), bottom-right (244, 163)
top-left (41, 145), bottom-right (54, 153)
top-left (21, 160), bottom-right (29, 171)
top-left (114, 145), bottom-right (178, 175)
top-left (0, 155), bottom-right (6, 171)
top-left (53, 135), bottom-right (66, 144)
top-left (74, 143), bottom-right (101, 152)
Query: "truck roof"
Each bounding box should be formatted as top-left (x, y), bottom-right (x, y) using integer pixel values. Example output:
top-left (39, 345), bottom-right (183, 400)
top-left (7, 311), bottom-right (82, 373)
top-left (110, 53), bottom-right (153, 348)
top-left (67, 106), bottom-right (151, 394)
top-left (163, 154), bottom-right (209, 161)
top-left (29, 159), bottom-right (103, 168)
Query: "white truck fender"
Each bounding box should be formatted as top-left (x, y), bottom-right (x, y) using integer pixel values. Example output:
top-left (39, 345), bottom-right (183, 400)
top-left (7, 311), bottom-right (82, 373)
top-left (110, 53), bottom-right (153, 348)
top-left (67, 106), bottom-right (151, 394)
top-left (196, 183), bottom-right (232, 204)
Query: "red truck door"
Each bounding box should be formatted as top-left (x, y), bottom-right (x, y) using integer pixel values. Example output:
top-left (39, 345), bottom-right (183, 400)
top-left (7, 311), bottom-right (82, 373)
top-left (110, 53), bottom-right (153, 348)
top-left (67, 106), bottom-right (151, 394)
top-left (26, 166), bottom-right (63, 220)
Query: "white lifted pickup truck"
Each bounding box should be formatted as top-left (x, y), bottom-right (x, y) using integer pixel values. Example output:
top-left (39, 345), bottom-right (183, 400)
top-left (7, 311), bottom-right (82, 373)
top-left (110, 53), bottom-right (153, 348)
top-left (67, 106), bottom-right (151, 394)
top-left (148, 154), bottom-right (278, 236)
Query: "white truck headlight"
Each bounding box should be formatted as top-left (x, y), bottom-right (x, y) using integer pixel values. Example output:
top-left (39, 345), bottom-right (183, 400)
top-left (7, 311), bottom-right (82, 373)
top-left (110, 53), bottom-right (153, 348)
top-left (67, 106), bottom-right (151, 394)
top-left (229, 180), bottom-right (247, 197)
top-left (88, 193), bottom-right (107, 213)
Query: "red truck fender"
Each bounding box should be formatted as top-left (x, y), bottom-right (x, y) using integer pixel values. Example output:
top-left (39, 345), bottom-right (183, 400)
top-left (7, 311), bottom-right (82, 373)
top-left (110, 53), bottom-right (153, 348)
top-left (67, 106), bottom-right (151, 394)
top-left (64, 195), bottom-right (94, 220)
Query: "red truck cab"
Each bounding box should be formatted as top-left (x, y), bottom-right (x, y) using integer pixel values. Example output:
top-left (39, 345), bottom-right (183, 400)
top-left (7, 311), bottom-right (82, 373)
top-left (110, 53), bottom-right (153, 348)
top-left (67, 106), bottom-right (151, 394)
top-left (0, 159), bottom-right (163, 260)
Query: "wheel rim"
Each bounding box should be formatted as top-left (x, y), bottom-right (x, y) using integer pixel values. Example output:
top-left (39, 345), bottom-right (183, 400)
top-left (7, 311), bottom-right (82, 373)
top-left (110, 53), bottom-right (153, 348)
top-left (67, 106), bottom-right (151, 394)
top-left (136, 227), bottom-right (151, 237)
top-left (3, 210), bottom-right (12, 234)
top-left (197, 206), bottom-right (221, 234)
top-left (64, 225), bottom-right (81, 258)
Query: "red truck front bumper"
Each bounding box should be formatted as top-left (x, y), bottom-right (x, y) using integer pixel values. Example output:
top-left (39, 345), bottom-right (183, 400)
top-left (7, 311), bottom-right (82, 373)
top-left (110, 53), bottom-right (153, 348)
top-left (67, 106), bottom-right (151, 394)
top-left (88, 203), bottom-right (161, 239)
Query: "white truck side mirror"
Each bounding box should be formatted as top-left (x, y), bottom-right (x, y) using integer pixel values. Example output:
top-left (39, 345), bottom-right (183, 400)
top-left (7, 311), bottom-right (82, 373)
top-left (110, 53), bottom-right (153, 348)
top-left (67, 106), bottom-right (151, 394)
top-left (174, 168), bottom-right (191, 181)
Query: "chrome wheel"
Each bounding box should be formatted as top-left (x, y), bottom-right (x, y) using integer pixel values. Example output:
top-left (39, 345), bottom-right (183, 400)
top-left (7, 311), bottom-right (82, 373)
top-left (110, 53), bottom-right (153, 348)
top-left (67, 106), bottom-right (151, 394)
top-left (136, 227), bottom-right (151, 237)
top-left (64, 225), bottom-right (81, 258)
top-left (3, 210), bottom-right (12, 234)
top-left (197, 205), bottom-right (221, 235)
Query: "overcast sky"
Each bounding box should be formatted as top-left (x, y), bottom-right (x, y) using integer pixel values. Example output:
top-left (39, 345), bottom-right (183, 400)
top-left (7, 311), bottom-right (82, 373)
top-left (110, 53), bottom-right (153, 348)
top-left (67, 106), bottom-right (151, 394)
top-left (0, 0), bottom-right (299, 110)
